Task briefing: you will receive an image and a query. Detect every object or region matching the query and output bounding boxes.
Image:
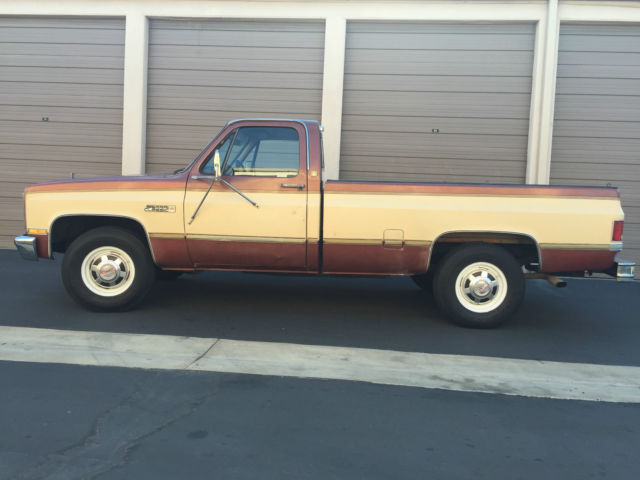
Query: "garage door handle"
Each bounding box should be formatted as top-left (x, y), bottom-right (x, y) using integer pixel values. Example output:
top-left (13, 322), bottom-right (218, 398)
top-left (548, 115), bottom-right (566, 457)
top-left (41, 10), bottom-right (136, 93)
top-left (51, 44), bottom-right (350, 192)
top-left (281, 183), bottom-right (306, 190)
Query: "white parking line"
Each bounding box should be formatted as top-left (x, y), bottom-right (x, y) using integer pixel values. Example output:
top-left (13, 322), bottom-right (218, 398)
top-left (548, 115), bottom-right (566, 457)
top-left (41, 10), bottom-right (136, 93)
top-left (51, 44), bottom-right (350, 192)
top-left (1, 326), bottom-right (639, 403)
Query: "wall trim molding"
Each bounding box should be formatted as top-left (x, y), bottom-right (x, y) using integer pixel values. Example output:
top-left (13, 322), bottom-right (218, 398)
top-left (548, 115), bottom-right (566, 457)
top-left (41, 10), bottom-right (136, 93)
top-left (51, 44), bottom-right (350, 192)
top-left (121, 12), bottom-right (148, 176)
top-left (320, 17), bottom-right (346, 181)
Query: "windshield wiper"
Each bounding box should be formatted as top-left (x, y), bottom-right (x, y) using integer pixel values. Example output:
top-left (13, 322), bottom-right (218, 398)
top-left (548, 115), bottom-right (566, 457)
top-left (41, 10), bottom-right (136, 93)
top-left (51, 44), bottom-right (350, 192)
top-left (219, 178), bottom-right (259, 208)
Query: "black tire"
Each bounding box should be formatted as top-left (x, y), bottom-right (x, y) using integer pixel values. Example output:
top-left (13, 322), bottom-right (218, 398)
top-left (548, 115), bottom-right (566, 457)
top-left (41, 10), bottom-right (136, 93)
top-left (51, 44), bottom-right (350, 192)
top-left (61, 226), bottom-right (156, 311)
top-left (411, 272), bottom-right (433, 291)
top-left (432, 243), bottom-right (525, 328)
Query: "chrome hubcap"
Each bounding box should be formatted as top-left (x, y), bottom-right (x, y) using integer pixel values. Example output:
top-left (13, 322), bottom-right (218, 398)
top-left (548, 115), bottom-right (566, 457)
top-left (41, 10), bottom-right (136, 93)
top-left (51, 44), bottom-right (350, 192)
top-left (81, 247), bottom-right (135, 297)
top-left (455, 262), bottom-right (508, 313)
top-left (468, 275), bottom-right (497, 301)
top-left (98, 261), bottom-right (119, 282)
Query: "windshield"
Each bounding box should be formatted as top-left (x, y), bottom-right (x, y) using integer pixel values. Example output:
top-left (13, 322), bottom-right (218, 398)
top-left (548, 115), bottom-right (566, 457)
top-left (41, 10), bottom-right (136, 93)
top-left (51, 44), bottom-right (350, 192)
top-left (171, 132), bottom-right (223, 175)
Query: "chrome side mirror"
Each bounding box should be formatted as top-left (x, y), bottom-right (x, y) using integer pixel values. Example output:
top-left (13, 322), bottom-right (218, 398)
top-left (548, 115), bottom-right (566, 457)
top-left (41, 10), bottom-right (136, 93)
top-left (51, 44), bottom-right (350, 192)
top-left (213, 150), bottom-right (222, 179)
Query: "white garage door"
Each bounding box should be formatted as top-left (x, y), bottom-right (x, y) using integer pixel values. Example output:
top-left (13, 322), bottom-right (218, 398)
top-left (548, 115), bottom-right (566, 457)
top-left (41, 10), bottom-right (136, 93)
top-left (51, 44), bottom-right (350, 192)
top-left (0, 17), bottom-right (125, 247)
top-left (551, 24), bottom-right (640, 275)
top-left (340, 22), bottom-right (535, 184)
top-left (145, 19), bottom-right (325, 174)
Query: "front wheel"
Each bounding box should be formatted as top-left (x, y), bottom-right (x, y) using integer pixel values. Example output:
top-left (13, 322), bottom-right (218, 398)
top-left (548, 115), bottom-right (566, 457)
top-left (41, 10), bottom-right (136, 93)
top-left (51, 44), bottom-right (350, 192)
top-left (432, 244), bottom-right (525, 328)
top-left (62, 227), bottom-right (156, 311)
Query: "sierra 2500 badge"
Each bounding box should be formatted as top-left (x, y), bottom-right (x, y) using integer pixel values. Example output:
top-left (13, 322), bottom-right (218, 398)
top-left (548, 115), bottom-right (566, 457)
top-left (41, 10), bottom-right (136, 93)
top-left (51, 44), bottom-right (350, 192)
top-left (144, 205), bottom-right (176, 213)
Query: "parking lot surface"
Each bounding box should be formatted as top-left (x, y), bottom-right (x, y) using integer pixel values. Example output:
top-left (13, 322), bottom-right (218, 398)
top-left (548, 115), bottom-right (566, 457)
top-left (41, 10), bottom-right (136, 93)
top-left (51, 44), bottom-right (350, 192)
top-left (1, 250), bottom-right (639, 479)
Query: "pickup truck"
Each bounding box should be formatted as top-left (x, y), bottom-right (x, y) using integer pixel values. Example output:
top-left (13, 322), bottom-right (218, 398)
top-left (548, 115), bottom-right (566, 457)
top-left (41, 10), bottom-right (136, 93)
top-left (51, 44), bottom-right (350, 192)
top-left (14, 118), bottom-right (635, 328)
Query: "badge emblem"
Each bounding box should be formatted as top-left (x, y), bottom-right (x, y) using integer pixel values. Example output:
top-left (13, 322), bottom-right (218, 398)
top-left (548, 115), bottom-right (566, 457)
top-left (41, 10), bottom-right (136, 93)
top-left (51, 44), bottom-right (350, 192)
top-left (144, 205), bottom-right (176, 213)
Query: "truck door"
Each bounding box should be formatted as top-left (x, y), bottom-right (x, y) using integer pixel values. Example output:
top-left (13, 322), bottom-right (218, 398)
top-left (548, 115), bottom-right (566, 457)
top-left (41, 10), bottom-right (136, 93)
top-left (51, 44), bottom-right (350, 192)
top-left (184, 122), bottom-right (308, 271)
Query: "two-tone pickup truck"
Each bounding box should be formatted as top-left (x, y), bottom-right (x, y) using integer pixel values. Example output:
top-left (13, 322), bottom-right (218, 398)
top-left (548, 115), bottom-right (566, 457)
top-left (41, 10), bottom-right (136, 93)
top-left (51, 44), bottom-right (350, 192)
top-left (15, 119), bottom-right (635, 328)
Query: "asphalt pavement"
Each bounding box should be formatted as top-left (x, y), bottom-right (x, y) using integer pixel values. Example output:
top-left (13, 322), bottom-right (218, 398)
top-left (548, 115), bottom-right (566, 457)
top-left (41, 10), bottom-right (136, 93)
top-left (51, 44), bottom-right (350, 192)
top-left (1, 249), bottom-right (639, 479)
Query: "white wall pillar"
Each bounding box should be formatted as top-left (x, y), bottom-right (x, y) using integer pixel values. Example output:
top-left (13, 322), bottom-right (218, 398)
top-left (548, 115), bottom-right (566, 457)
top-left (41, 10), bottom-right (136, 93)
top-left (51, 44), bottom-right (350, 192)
top-left (320, 17), bottom-right (347, 181)
top-left (121, 12), bottom-right (149, 176)
top-left (531, 0), bottom-right (560, 184)
top-left (525, 18), bottom-right (545, 184)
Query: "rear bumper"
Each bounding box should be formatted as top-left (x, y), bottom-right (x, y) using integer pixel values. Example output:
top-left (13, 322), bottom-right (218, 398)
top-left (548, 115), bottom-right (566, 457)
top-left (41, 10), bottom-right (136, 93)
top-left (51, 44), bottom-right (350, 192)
top-left (553, 257), bottom-right (635, 281)
top-left (14, 236), bottom-right (38, 261)
top-left (609, 259), bottom-right (636, 281)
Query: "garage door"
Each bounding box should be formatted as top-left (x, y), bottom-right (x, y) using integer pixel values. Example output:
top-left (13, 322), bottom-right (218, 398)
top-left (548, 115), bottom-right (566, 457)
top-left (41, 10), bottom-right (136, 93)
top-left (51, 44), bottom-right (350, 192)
top-left (551, 24), bottom-right (640, 276)
top-left (340, 22), bottom-right (535, 183)
top-left (0, 17), bottom-right (125, 248)
top-left (146, 19), bottom-right (324, 174)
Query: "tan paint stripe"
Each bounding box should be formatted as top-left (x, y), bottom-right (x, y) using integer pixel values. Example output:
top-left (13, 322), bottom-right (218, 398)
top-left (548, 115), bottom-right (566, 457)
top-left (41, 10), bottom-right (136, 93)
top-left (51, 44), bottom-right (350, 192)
top-left (326, 191), bottom-right (617, 200)
top-left (540, 243), bottom-right (612, 250)
top-left (610, 241), bottom-right (624, 251)
top-left (188, 188), bottom-right (306, 194)
top-left (187, 234), bottom-right (306, 244)
top-left (324, 238), bottom-right (431, 247)
top-left (27, 188), bottom-right (187, 195)
top-left (405, 240), bottom-right (432, 247)
top-left (149, 233), bottom-right (185, 239)
top-left (323, 238), bottom-right (381, 245)
top-left (150, 233), bottom-right (306, 244)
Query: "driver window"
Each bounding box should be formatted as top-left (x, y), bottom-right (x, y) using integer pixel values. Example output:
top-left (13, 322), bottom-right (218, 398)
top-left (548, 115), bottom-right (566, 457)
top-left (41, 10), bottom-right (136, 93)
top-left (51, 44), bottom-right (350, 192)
top-left (222, 127), bottom-right (299, 177)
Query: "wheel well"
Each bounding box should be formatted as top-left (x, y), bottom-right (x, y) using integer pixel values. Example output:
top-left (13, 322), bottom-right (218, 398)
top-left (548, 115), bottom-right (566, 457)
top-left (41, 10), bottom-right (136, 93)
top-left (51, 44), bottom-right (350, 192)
top-left (50, 216), bottom-right (149, 254)
top-left (428, 232), bottom-right (540, 271)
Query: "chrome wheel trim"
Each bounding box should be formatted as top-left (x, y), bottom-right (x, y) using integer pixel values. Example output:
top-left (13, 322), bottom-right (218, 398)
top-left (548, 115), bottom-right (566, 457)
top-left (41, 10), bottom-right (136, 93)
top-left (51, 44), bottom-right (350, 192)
top-left (454, 262), bottom-right (508, 313)
top-left (80, 246), bottom-right (135, 297)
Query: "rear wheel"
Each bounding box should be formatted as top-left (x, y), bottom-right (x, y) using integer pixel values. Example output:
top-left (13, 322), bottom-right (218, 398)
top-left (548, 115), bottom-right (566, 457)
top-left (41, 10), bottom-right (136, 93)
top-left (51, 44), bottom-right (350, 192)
top-left (432, 243), bottom-right (524, 328)
top-left (62, 227), bottom-right (156, 311)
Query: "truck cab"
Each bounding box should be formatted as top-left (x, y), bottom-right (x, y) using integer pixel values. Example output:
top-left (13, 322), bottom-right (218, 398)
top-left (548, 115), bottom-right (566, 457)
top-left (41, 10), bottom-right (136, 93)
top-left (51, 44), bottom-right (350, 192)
top-left (178, 119), bottom-right (322, 272)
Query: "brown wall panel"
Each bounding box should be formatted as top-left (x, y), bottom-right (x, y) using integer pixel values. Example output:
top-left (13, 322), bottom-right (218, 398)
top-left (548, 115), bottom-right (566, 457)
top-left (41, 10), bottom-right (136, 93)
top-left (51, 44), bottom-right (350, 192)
top-left (145, 19), bottom-right (324, 174)
top-left (551, 24), bottom-right (640, 277)
top-left (340, 21), bottom-right (535, 184)
top-left (0, 16), bottom-right (125, 245)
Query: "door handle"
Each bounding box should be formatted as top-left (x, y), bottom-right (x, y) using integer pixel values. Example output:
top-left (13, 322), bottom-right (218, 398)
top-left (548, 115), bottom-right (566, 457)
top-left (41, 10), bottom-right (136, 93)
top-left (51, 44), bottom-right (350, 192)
top-left (281, 183), bottom-right (306, 190)
top-left (191, 175), bottom-right (214, 180)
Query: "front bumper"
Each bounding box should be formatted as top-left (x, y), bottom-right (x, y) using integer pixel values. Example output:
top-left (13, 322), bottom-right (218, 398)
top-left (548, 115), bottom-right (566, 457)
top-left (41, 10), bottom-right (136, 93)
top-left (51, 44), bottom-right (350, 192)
top-left (14, 236), bottom-right (38, 261)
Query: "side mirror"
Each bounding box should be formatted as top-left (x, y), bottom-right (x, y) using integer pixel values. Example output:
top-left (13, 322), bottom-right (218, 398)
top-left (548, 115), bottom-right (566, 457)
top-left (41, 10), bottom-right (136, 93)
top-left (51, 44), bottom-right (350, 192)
top-left (213, 150), bottom-right (222, 178)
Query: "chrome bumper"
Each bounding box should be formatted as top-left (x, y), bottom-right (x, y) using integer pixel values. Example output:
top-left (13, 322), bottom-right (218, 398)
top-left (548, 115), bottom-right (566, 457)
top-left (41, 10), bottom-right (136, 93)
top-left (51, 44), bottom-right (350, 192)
top-left (14, 236), bottom-right (38, 261)
top-left (615, 260), bottom-right (635, 281)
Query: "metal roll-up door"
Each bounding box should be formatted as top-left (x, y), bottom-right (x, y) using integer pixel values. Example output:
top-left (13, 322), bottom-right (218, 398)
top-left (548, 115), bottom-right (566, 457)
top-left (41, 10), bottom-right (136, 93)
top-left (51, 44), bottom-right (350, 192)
top-left (551, 24), bottom-right (640, 276)
top-left (146, 19), bottom-right (324, 174)
top-left (0, 17), bottom-right (125, 247)
top-left (340, 22), bottom-right (535, 183)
